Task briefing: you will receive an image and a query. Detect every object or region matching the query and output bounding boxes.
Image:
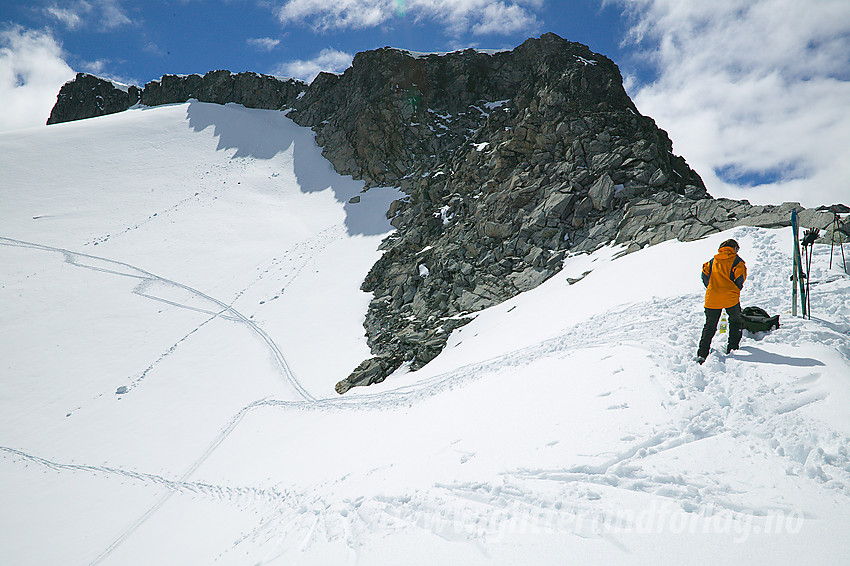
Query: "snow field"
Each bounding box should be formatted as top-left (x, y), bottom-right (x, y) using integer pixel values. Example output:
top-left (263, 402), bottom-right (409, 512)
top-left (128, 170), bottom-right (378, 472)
top-left (1, 102), bottom-right (849, 565)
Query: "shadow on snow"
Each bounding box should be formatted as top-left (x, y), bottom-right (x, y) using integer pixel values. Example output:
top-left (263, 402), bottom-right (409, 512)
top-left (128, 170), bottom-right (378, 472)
top-left (736, 346), bottom-right (826, 367)
top-left (184, 101), bottom-right (400, 237)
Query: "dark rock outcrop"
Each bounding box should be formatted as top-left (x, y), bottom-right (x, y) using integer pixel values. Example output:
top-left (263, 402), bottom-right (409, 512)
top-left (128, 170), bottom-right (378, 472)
top-left (47, 73), bottom-right (141, 124)
top-left (47, 34), bottom-right (848, 394)
top-left (286, 34), bottom-right (712, 392)
top-left (140, 70), bottom-right (305, 110)
top-left (47, 71), bottom-right (305, 126)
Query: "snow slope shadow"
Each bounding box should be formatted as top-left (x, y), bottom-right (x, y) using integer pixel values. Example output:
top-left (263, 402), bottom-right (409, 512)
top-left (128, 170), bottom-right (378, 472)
top-left (185, 101), bottom-right (400, 236)
top-left (735, 346), bottom-right (826, 367)
top-left (186, 101), bottom-right (295, 160)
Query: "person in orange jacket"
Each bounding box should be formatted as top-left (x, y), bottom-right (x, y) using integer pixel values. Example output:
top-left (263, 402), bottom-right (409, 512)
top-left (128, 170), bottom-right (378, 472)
top-left (697, 239), bottom-right (747, 363)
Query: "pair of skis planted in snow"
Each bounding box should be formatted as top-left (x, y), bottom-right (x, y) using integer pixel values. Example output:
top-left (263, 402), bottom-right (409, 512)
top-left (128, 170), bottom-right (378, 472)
top-left (791, 209), bottom-right (808, 318)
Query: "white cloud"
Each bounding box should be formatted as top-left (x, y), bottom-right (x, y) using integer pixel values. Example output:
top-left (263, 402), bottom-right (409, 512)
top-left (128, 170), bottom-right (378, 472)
top-left (97, 0), bottom-right (132, 29)
top-left (81, 58), bottom-right (108, 74)
top-left (276, 48), bottom-right (353, 83)
top-left (45, 5), bottom-right (86, 30)
top-left (80, 58), bottom-right (137, 86)
top-left (616, 0), bottom-right (850, 207)
top-left (44, 1), bottom-right (133, 31)
top-left (0, 27), bottom-right (75, 132)
top-left (277, 0), bottom-right (389, 30)
top-left (275, 0), bottom-right (542, 36)
top-left (471, 2), bottom-right (540, 35)
top-left (247, 37), bottom-right (282, 51)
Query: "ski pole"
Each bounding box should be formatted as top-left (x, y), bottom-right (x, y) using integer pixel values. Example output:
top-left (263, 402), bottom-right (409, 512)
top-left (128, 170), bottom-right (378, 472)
top-left (806, 244), bottom-right (812, 319)
top-left (792, 210), bottom-right (799, 317)
top-left (801, 227), bottom-right (819, 320)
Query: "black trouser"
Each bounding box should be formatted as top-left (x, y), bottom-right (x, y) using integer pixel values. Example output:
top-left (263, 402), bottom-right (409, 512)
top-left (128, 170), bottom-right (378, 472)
top-left (697, 303), bottom-right (742, 359)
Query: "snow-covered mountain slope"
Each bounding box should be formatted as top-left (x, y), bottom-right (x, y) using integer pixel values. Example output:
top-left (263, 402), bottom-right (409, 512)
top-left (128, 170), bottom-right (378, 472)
top-left (1, 103), bottom-right (849, 565)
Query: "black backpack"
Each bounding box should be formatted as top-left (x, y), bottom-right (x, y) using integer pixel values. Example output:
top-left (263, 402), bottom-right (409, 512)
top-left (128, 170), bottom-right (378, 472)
top-left (740, 306), bottom-right (780, 333)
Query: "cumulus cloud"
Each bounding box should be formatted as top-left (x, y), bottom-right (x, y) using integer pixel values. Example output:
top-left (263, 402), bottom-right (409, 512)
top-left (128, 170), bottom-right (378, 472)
top-left (0, 27), bottom-right (75, 132)
top-left (275, 0), bottom-right (542, 36)
top-left (277, 48), bottom-right (353, 83)
top-left (471, 2), bottom-right (540, 35)
top-left (247, 37), bottom-right (282, 51)
top-left (80, 58), bottom-right (136, 85)
top-left (45, 5), bottom-right (85, 29)
top-left (44, 1), bottom-right (133, 31)
top-left (616, 0), bottom-right (850, 207)
top-left (97, 0), bottom-right (132, 29)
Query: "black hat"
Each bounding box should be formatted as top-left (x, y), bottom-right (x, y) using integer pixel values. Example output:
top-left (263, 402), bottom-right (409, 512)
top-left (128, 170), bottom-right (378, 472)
top-left (720, 239), bottom-right (739, 252)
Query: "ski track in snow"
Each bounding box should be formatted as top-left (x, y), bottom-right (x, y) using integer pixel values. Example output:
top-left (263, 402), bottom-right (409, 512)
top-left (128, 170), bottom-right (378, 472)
top-left (83, 190), bottom-right (202, 248)
top-left (0, 236), bottom-right (316, 403)
top-left (0, 444), bottom-right (285, 509)
top-left (229, 223), bottom-right (346, 312)
top-left (82, 160), bottom-right (245, 249)
top-left (1, 233), bottom-right (320, 564)
top-left (3, 227), bottom-right (849, 561)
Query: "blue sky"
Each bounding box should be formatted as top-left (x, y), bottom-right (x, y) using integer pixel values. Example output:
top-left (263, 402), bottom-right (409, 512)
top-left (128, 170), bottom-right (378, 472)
top-left (1, 0), bottom-right (849, 207)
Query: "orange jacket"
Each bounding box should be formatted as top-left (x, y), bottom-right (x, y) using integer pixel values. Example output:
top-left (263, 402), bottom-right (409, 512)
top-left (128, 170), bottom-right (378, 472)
top-left (702, 246), bottom-right (746, 309)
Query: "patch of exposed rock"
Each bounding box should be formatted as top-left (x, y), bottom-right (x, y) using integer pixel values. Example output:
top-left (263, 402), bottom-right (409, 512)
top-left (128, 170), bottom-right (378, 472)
top-left (47, 73), bottom-right (141, 125)
top-left (140, 70), bottom-right (305, 109)
top-left (48, 71), bottom-right (305, 125)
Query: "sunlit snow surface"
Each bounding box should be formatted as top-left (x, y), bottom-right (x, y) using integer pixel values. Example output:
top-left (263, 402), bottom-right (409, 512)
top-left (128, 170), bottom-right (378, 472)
top-left (1, 103), bottom-right (849, 565)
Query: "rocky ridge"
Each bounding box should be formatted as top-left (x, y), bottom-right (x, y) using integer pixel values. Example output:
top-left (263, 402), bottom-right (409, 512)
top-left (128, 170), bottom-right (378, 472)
top-left (47, 70), bottom-right (305, 124)
top-left (47, 33), bottom-right (848, 393)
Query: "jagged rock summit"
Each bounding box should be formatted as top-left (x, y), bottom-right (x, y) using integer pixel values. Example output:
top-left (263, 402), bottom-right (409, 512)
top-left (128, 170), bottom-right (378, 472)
top-left (47, 33), bottom-right (847, 393)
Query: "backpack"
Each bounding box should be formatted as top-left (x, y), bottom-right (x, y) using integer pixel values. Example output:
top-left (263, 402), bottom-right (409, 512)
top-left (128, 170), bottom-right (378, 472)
top-left (740, 306), bottom-right (780, 333)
